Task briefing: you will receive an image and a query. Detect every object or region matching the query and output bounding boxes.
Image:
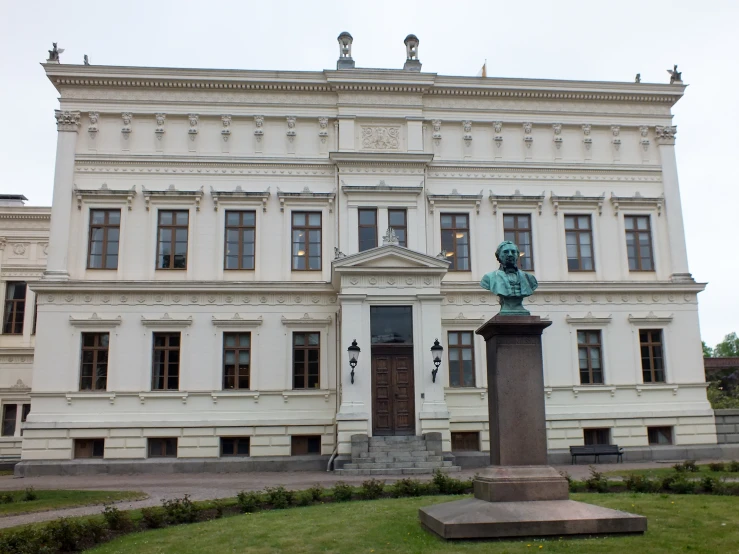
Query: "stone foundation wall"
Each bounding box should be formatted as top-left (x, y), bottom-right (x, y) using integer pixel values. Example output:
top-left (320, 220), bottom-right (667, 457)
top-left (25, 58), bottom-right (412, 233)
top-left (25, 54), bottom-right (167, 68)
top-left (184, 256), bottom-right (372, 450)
top-left (715, 410), bottom-right (739, 444)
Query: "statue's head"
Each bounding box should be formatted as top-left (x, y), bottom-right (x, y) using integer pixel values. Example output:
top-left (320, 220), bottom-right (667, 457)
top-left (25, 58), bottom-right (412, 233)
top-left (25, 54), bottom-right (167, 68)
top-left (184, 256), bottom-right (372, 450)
top-left (495, 241), bottom-right (520, 269)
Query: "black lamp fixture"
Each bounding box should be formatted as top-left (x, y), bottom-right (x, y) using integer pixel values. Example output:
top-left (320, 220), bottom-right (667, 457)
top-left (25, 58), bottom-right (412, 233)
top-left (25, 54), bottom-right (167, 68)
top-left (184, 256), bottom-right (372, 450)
top-left (430, 338), bottom-right (443, 383)
top-left (348, 339), bottom-right (361, 384)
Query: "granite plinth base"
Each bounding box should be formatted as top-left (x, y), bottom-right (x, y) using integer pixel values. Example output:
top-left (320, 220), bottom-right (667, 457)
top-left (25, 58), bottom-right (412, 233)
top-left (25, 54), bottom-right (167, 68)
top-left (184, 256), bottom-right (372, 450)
top-left (474, 466), bottom-right (569, 502)
top-left (419, 498), bottom-right (647, 540)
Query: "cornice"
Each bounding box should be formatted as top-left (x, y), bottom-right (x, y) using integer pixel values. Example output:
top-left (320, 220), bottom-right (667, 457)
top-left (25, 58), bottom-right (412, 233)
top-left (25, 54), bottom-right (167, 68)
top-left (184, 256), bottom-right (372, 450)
top-left (429, 162), bottom-right (662, 182)
top-left (69, 313), bottom-right (122, 327)
top-left (329, 152), bottom-right (434, 166)
top-left (442, 281), bottom-right (706, 294)
top-left (30, 280), bottom-right (336, 293)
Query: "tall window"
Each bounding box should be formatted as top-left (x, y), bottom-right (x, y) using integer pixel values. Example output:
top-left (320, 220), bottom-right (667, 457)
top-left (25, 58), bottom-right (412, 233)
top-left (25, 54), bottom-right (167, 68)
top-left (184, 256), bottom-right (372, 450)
top-left (358, 208), bottom-right (378, 252)
top-left (389, 209), bottom-right (408, 247)
top-left (640, 329), bottom-right (665, 383)
top-left (1, 404), bottom-right (17, 436)
top-left (80, 332), bottom-right (109, 391)
top-left (448, 331), bottom-right (475, 387)
top-left (577, 330), bottom-right (603, 384)
top-left (224, 211), bottom-right (256, 270)
top-left (440, 214), bottom-right (470, 271)
top-left (223, 332), bottom-right (250, 390)
top-left (152, 332), bottom-right (180, 390)
top-left (624, 215), bottom-right (654, 271)
top-left (3, 282), bottom-right (26, 335)
top-left (292, 212), bottom-right (322, 270)
top-left (565, 215), bottom-right (594, 271)
top-left (503, 214), bottom-right (533, 271)
top-left (293, 332), bottom-right (320, 389)
top-left (87, 209), bottom-right (121, 269)
top-left (156, 210), bottom-right (189, 269)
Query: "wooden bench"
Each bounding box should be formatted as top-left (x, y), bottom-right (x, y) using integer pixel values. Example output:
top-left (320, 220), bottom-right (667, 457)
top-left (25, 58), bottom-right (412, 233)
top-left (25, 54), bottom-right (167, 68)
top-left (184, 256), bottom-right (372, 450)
top-left (570, 445), bottom-right (624, 464)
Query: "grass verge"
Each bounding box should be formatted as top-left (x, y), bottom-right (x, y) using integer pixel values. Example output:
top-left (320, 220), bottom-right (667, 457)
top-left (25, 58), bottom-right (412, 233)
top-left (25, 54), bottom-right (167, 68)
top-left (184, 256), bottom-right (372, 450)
top-left (605, 463), bottom-right (739, 480)
top-left (87, 493), bottom-right (739, 554)
top-left (0, 490), bottom-right (146, 516)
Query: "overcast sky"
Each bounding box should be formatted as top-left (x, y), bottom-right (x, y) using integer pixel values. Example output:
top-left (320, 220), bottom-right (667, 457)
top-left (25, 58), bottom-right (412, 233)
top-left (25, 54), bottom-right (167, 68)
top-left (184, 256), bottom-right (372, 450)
top-left (1, 0), bottom-right (736, 347)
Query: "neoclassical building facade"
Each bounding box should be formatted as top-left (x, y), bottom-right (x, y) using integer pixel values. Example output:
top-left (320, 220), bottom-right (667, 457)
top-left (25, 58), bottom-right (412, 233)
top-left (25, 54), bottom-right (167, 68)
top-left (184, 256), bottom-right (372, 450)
top-left (19, 35), bottom-right (717, 473)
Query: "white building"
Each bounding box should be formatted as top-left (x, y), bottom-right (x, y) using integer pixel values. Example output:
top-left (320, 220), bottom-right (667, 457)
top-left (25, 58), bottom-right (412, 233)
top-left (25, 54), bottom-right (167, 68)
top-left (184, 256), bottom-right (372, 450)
top-left (19, 34), bottom-right (720, 474)
top-left (0, 195), bottom-right (49, 462)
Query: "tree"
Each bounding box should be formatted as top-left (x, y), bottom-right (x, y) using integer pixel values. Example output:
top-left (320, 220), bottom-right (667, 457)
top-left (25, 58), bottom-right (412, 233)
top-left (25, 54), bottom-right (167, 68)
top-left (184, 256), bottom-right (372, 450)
top-left (714, 332), bottom-right (739, 358)
top-left (703, 341), bottom-right (714, 357)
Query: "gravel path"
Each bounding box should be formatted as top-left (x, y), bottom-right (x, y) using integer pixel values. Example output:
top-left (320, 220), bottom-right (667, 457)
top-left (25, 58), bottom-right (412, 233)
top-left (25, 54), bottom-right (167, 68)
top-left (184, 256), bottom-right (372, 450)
top-left (0, 460), bottom-right (715, 530)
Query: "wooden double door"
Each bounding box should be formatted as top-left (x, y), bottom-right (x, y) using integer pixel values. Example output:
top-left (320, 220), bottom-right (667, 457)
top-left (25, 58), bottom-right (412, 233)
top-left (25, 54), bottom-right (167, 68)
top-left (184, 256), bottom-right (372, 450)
top-left (371, 347), bottom-right (416, 436)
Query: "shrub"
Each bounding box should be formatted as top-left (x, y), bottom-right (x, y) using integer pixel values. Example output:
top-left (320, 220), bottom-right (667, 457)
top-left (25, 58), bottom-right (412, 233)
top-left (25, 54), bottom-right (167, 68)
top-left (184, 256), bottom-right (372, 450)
top-left (23, 487), bottom-right (38, 502)
top-left (667, 475), bottom-right (696, 494)
top-left (332, 481), bottom-right (354, 502)
top-left (701, 475), bottom-right (719, 493)
top-left (682, 460), bottom-right (699, 472)
top-left (141, 506), bottom-right (166, 528)
top-left (661, 472), bottom-right (679, 491)
top-left (82, 519), bottom-right (108, 543)
top-left (585, 467), bottom-right (609, 493)
top-left (236, 490), bottom-right (261, 513)
top-left (264, 486), bottom-right (295, 509)
top-left (391, 478), bottom-right (422, 498)
top-left (43, 517), bottom-right (85, 552)
top-left (431, 470), bottom-right (468, 494)
top-left (360, 478), bottom-right (385, 500)
top-left (306, 484), bottom-right (324, 502)
top-left (672, 462), bottom-right (686, 473)
top-left (0, 526), bottom-right (43, 554)
top-left (212, 499), bottom-right (226, 518)
top-left (729, 460), bottom-right (739, 472)
top-left (162, 494), bottom-right (199, 524)
top-left (102, 504), bottom-right (130, 531)
top-left (0, 492), bottom-right (14, 504)
top-left (295, 491), bottom-right (313, 507)
top-left (625, 474), bottom-right (659, 493)
top-left (708, 462), bottom-right (726, 472)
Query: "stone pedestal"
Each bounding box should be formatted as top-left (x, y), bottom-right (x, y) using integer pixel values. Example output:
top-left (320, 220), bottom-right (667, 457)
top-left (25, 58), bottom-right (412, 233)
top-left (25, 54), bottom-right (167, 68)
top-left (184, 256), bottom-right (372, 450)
top-left (419, 314), bottom-right (646, 540)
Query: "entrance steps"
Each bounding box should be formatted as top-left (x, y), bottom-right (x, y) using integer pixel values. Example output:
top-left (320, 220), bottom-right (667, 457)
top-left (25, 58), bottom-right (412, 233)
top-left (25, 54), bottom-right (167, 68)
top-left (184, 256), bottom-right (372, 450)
top-left (334, 435), bottom-right (461, 476)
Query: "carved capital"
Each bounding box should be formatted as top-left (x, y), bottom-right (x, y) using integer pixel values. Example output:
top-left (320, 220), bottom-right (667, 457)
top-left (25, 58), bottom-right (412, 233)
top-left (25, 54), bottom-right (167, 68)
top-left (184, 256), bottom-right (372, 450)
top-left (655, 125), bottom-right (677, 145)
top-left (55, 110), bottom-right (80, 132)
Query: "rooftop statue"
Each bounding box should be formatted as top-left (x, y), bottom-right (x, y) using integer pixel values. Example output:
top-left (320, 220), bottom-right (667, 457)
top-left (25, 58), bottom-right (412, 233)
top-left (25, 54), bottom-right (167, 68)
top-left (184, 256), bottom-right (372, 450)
top-left (480, 241), bottom-right (538, 315)
top-left (47, 42), bottom-right (64, 62)
top-left (667, 64), bottom-right (682, 84)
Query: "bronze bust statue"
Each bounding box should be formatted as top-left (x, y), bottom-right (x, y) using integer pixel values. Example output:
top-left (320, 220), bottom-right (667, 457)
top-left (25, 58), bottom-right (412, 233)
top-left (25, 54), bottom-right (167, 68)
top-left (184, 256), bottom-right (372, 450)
top-left (480, 241), bottom-right (538, 315)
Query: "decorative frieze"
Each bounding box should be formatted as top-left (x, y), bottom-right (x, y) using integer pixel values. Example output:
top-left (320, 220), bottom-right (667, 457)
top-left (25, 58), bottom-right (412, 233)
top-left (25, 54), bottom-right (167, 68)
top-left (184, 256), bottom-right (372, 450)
top-left (361, 126), bottom-right (400, 150)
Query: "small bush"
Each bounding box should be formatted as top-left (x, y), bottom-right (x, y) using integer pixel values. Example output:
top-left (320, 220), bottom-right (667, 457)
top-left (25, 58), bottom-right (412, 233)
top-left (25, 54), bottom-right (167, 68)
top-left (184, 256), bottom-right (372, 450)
top-left (295, 491), bottom-right (313, 507)
top-left (82, 518), bottom-right (108, 543)
top-left (43, 517), bottom-right (85, 552)
top-left (102, 504), bottom-right (130, 531)
top-left (683, 460), bottom-right (699, 472)
top-left (332, 481), bottom-right (354, 502)
top-left (264, 486), bottom-right (295, 509)
top-left (162, 494), bottom-right (199, 524)
top-left (360, 478), bottom-right (385, 500)
top-left (236, 490), bottom-right (261, 513)
top-left (0, 526), bottom-right (42, 554)
top-left (585, 467), bottom-right (609, 493)
top-left (212, 499), bottom-right (226, 518)
top-left (625, 474), bottom-right (659, 493)
top-left (0, 493), bottom-right (14, 504)
top-left (23, 487), bottom-right (38, 502)
top-left (672, 462), bottom-right (686, 473)
top-left (141, 507), bottom-right (166, 529)
top-left (701, 475), bottom-right (719, 493)
top-left (708, 462), bottom-right (726, 472)
top-left (667, 475), bottom-right (696, 494)
top-left (661, 472), bottom-right (679, 491)
top-left (729, 460), bottom-right (739, 472)
top-left (391, 478), bottom-right (422, 498)
top-left (306, 484), bottom-right (324, 502)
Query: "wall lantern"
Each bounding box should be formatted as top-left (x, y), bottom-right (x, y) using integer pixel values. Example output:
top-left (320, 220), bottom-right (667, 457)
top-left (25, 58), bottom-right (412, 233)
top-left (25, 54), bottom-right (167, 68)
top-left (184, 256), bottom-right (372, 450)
top-left (430, 338), bottom-right (443, 383)
top-left (348, 339), bottom-right (361, 384)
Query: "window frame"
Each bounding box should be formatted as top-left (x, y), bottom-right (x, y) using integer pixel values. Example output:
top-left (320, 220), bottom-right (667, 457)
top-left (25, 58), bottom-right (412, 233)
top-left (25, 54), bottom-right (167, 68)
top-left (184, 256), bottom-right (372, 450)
top-left (291, 211), bottom-right (322, 271)
top-left (583, 428), bottom-right (611, 446)
top-left (74, 438), bottom-right (105, 459)
top-left (624, 215), bottom-right (655, 272)
top-left (1, 404), bottom-right (17, 437)
top-left (291, 435), bottom-right (321, 455)
top-left (87, 208), bottom-right (121, 270)
top-left (451, 431), bottom-right (480, 452)
top-left (503, 213), bottom-right (534, 271)
top-left (577, 330), bottom-right (604, 385)
top-left (3, 282), bottom-right (26, 335)
top-left (79, 332), bottom-right (110, 391)
top-left (640, 329), bottom-right (666, 383)
top-left (224, 210), bottom-right (256, 270)
top-left (357, 208), bottom-right (378, 252)
top-left (388, 209), bottom-right (408, 247)
top-left (151, 332), bottom-right (181, 391)
top-left (647, 426), bottom-right (673, 445)
top-left (156, 209), bottom-right (189, 270)
top-left (440, 213), bottom-right (471, 272)
top-left (447, 331), bottom-right (476, 388)
top-left (220, 437), bottom-right (251, 457)
top-left (292, 332), bottom-right (320, 390)
top-left (223, 332), bottom-right (251, 390)
top-left (564, 214), bottom-right (595, 272)
top-left (147, 437), bottom-right (178, 458)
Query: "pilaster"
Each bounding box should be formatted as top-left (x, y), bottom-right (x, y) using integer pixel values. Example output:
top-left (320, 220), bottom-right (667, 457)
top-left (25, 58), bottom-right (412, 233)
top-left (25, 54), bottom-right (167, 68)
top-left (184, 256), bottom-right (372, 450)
top-left (45, 110), bottom-right (80, 280)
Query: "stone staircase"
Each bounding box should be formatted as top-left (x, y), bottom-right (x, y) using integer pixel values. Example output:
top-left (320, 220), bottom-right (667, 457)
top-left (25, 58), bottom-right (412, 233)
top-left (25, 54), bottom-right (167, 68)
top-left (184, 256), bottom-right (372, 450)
top-left (334, 434), bottom-right (461, 476)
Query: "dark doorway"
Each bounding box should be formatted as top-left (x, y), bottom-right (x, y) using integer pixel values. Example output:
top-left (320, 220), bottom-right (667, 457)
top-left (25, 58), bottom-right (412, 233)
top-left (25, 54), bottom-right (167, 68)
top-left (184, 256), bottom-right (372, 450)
top-left (370, 306), bottom-right (415, 436)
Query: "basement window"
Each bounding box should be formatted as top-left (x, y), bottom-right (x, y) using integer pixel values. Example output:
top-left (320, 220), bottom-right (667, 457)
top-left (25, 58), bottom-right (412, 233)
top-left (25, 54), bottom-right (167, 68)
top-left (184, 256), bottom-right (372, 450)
top-left (291, 435), bottom-right (321, 455)
top-left (74, 439), bottom-right (105, 459)
top-left (451, 432), bottom-right (480, 452)
top-left (648, 426), bottom-right (673, 445)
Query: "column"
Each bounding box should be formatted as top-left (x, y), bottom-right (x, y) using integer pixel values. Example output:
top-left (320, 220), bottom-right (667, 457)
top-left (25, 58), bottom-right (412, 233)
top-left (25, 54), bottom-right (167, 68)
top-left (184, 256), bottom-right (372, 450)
top-left (656, 126), bottom-right (692, 281)
top-left (45, 110), bottom-right (80, 280)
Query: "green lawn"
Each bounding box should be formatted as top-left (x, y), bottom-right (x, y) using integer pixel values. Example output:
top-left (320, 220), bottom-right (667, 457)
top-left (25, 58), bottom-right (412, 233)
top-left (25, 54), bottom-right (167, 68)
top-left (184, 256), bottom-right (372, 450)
top-left (604, 464), bottom-right (739, 480)
top-left (89, 493), bottom-right (739, 554)
top-left (0, 490), bottom-right (146, 516)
